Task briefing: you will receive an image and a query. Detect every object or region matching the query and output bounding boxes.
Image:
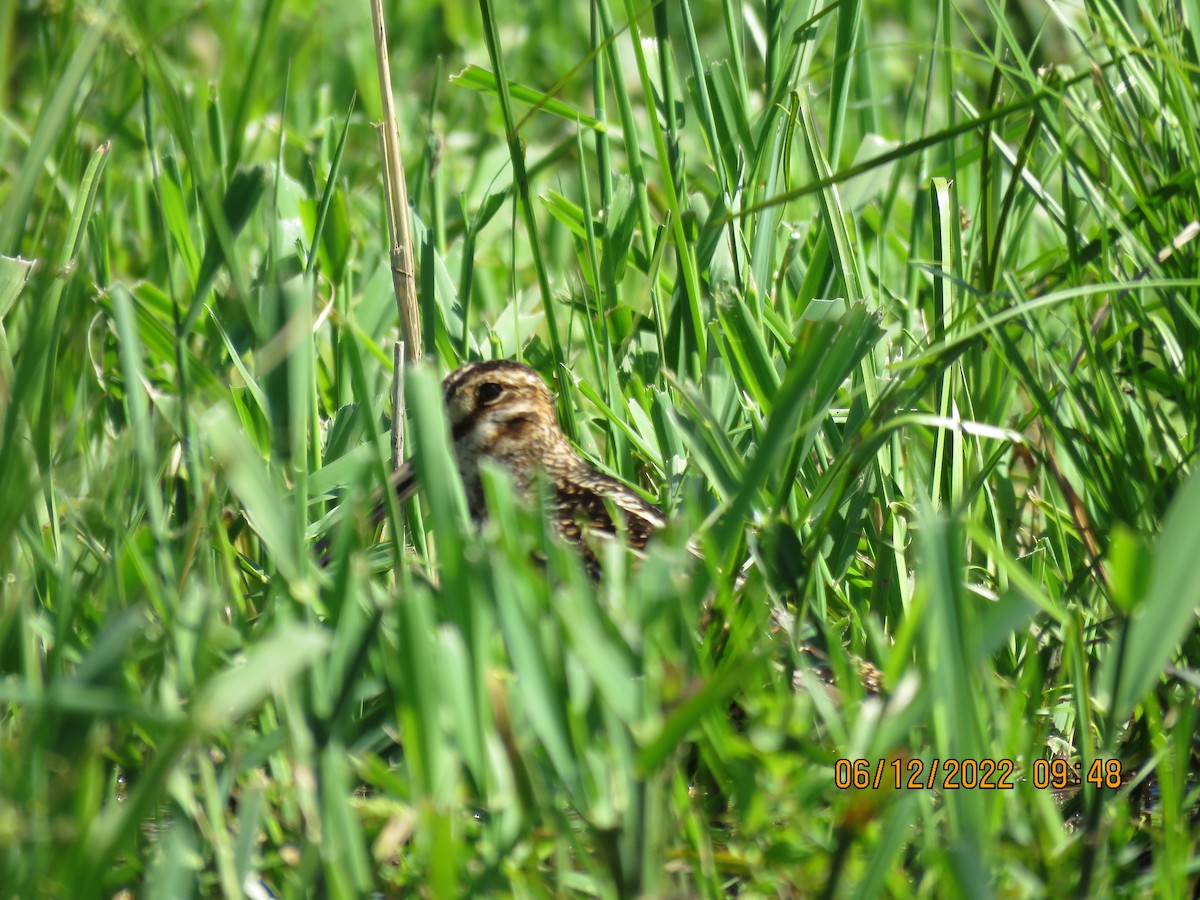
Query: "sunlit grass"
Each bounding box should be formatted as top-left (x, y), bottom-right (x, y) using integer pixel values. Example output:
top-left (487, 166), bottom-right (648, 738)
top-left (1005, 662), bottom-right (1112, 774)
top-left (2, 0), bottom-right (1199, 894)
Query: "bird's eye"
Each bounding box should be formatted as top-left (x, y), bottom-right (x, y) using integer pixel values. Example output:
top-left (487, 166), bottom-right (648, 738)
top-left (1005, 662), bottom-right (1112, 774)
top-left (477, 382), bottom-right (504, 404)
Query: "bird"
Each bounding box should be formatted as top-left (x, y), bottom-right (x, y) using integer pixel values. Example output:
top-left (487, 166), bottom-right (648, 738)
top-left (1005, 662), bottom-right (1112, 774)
top-left (322, 359), bottom-right (884, 695)
top-left (356, 359), bottom-right (667, 577)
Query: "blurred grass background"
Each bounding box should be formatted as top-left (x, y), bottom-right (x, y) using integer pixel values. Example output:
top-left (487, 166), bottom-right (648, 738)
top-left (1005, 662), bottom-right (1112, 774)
top-left (2, 0), bottom-right (1200, 895)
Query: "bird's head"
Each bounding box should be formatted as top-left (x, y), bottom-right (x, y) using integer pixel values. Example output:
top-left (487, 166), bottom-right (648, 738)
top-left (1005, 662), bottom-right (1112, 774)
top-left (440, 360), bottom-right (570, 497)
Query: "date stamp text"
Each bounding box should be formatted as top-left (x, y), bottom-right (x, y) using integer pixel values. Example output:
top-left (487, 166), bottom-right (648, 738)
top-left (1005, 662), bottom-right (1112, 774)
top-left (834, 757), bottom-right (1125, 791)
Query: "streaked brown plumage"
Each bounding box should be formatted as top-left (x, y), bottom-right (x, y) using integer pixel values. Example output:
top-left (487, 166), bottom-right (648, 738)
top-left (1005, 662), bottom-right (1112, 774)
top-left (324, 359), bottom-right (884, 695)
top-left (383, 360), bottom-right (665, 574)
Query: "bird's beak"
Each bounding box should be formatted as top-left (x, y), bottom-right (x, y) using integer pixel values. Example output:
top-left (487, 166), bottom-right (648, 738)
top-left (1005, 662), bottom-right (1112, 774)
top-left (375, 459), bottom-right (419, 527)
top-left (316, 459), bottom-right (421, 566)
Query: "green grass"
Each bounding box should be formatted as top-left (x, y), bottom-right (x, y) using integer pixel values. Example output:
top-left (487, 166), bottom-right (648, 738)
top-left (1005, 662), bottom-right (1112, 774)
top-left (3, 0), bottom-right (1200, 895)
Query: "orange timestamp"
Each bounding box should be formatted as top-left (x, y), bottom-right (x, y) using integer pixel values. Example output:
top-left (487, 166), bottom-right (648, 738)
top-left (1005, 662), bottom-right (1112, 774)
top-left (835, 757), bottom-right (1016, 791)
top-left (834, 757), bottom-right (1125, 791)
top-left (1031, 757), bottom-right (1125, 790)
